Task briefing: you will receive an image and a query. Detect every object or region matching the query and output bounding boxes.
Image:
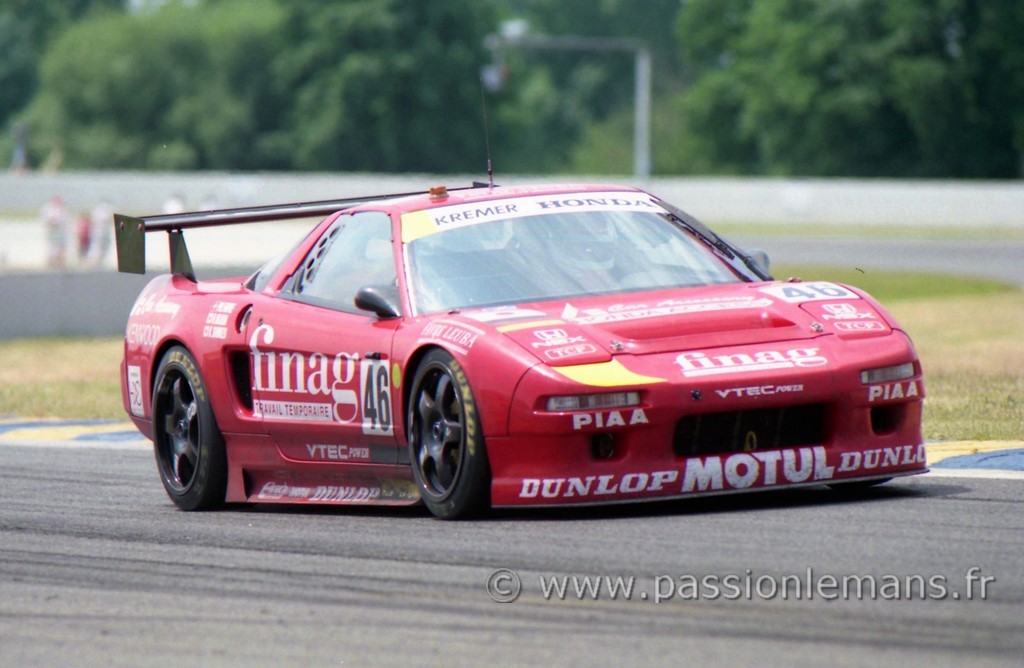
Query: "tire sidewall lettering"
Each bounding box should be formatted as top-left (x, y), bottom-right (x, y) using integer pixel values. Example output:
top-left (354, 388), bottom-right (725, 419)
top-left (166, 349), bottom-right (206, 403)
top-left (451, 361), bottom-right (478, 457)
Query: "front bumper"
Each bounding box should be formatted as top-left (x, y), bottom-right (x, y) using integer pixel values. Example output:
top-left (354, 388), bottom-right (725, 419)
top-left (488, 332), bottom-right (926, 506)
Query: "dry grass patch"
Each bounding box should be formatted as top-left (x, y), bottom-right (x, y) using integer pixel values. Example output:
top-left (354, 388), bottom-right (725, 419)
top-left (889, 292), bottom-right (1024, 441)
top-left (0, 337), bottom-right (124, 419)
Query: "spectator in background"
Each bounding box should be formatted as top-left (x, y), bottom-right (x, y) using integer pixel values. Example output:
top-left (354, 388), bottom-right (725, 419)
top-left (76, 211), bottom-right (92, 262)
top-left (41, 194), bottom-right (69, 269)
top-left (88, 199), bottom-right (114, 266)
top-left (163, 193), bottom-right (186, 214)
top-left (41, 140), bottom-right (63, 173)
top-left (9, 123), bottom-right (28, 174)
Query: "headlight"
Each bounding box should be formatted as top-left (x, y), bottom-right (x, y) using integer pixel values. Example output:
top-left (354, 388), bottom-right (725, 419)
top-left (546, 391), bottom-right (641, 412)
top-left (860, 362), bottom-right (915, 384)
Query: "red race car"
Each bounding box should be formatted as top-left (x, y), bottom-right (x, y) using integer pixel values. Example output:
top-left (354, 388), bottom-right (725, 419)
top-left (116, 183), bottom-right (926, 519)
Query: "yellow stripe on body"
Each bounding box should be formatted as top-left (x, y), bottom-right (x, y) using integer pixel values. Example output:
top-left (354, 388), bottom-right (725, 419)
top-left (554, 359), bottom-right (665, 387)
top-left (497, 319), bottom-right (565, 333)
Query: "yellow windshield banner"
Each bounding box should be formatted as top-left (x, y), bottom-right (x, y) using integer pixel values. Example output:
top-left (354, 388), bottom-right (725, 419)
top-left (400, 210), bottom-right (436, 243)
top-left (400, 191), bottom-right (658, 243)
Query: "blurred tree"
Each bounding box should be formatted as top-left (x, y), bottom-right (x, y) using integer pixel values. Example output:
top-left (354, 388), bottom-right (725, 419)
top-left (23, 0), bottom-right (538, 173)
top-left (884, 0), bottom-right (1024, 177)
top-left (0, 11), bottom-right (36, 131)
top-left (19, 0), bottom-right (1020, 177)
top-left (269, 0), bottom-right (499, 173)
top-left (498, 0), bottom-right (684, 104)
top-left (24, 0), bottom-right (285, 169)
top-left (493, 0), bottom-right (685, 174)
top-left (0, 0), bottom-right (123, 143)
top-left (672, 0), bottom-right (1024, 177)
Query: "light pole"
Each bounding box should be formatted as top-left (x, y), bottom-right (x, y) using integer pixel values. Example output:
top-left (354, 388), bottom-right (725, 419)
top-left (484, 23), bottom-right (652, 180)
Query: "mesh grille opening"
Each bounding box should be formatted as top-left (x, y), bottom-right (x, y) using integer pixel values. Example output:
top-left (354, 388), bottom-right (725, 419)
top-left (673, 404), bottom-right (828, 457)
top-left (870, 404), bottom-right (905, 435)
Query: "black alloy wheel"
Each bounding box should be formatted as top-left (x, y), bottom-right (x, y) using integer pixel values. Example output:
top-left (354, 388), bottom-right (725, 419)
top-left (152, 346), bottom-right (227, 510)
top-left (407, 350), bottom-right (490, 519)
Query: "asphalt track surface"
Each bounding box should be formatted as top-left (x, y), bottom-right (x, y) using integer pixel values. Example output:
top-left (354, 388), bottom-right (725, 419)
top-left (1, 434), bottom-right (1022, 667)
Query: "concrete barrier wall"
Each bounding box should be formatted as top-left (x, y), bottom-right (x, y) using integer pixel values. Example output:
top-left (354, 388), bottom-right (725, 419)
top-left (0, 270), bottom-right (152, 339)
top-left (0, 267), bottom-right (250, 340)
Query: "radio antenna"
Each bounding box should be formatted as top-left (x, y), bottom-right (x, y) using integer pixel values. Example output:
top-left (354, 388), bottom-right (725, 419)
top-left (479, 80), bottom-right (495, 188)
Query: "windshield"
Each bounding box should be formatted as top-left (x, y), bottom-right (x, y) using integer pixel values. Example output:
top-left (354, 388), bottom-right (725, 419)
top-left (405, 197), bottom-right (743, 314)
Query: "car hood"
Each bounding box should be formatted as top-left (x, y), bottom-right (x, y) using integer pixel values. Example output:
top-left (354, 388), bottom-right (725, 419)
top-left (459, 281), bottom-right (893, 367)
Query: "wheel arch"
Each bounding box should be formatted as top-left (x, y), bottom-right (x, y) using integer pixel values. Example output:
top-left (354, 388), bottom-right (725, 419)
top-left (150, 337), bottom-right (189, 398)
top-left (399, 343), bottom-right (447, 444)
top-left (398, 335), bottom-right (536, 444)
top-left (150, 339), bottom-right (234, 438)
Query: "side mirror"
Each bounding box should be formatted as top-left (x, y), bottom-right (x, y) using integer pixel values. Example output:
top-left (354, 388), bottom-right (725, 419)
top-left (355, 285), bottom-right (402, 319)
top-left (746, 249), bottom-right (771, 277)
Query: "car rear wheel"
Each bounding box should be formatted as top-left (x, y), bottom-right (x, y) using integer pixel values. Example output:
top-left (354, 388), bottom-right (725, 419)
top-left (152, 346), bottom-right (227, 510)
top-left (407, 350), bottom-right (490, 519)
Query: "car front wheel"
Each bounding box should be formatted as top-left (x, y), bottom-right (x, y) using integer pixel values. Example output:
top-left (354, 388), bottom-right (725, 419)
top-left (407, 350), bottom-right (490, 519)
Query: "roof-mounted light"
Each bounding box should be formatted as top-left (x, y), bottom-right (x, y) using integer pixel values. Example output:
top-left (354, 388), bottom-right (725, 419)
top-left (429, 185), bottom-right (449, 200)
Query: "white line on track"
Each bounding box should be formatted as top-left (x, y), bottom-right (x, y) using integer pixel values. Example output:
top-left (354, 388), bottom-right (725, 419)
top-left (0, 439), bottom-right (149, 450)
top-left (924, 468), bottom-right (1024, 481)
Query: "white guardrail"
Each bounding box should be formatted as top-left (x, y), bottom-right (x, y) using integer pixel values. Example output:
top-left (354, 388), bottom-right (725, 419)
top-left (2, 170), bottom-right (1023, 227)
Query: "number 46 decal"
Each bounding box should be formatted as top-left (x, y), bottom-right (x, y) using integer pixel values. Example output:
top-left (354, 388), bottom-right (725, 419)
top-left (360, 358), bottom-right (393, 436)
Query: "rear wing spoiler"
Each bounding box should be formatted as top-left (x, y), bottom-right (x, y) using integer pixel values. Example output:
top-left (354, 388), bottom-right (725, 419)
top-left (114, 183), bottom-right (490, 280)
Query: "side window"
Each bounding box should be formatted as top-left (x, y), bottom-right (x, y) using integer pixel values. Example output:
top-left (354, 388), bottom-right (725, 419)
top-left (291, 211), bottom-right (395, 312)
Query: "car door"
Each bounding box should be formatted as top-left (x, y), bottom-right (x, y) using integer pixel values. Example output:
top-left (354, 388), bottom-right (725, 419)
top-left (246, 211), bottom-right (402, 465)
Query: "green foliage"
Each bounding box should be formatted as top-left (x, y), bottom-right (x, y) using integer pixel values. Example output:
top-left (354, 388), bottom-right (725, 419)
top-left (7, 0), bottom-right (1024, 176)
top-left (14, 0), bottom-right (692, 174)
top-left (566, 109), bottom-right (633, 175)
top-left (567, 98), bottom-right (700, 176)
top-left (0, 10), bottom-right (36, 128)
top-left (493, 0), bottom-right (685, 173)
top-left (270, 0), bottom-right (499, 172)
top-left (502, 0), bottom-right (684, 108)
top-left (0, 0), bottom-right (124, 150)
top-left (671, 0), bottom-right (1024, 177)
top-left (24, 0), bottom-right (286, 169)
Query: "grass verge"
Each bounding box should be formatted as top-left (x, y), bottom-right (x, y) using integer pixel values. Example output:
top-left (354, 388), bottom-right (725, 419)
top-left (770, 264), bottom-right (1018, 303)
top-left (0, 270), bottom-right (1021, 441)
top-left (0, 337), bottom-right (124, 420)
